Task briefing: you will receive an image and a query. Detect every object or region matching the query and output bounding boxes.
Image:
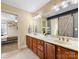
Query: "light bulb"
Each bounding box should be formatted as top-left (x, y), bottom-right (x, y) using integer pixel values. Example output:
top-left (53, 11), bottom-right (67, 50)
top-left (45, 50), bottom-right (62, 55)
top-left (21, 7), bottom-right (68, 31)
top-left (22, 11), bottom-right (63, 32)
top-left (61, 1), bottom-right (69, 8)
top-left (14, 20), bottom-right (18, 22)
top-left (70, 0), bottom-right (78, 4)
top-left (53, 5), bottom-right (60, 11)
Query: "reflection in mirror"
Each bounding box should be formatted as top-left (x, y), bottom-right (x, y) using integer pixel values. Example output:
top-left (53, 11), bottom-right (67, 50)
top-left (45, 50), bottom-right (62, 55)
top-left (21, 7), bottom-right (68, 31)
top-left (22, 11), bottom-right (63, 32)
top-left (33, 16), bottom-right (47, 34)
top-left (47, 18), bottom-right (58, 36)
top-left (47, 11), bottom-right (78, 38)
top-left (58, 14), bottom-right (73, 37)
top-left (73, 12), bottom-right (78, 37)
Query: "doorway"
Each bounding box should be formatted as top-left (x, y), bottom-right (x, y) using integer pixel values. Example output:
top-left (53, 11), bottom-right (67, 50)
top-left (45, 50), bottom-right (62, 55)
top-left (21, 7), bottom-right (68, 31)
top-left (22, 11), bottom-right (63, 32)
top-left (1, 11), bottom-right (18, 53)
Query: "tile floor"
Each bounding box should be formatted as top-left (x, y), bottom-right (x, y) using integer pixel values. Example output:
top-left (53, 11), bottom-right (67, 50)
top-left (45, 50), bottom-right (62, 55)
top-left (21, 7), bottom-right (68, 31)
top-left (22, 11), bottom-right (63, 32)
top-left (1, 42), bottom-right (18, 53)
top-left (2, 48), bottom-right (40, 59)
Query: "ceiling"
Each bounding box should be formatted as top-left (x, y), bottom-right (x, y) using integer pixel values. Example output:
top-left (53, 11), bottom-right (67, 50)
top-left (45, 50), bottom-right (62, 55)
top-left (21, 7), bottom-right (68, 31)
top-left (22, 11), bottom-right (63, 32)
top-left (2, 0), bottom-right (50, 13)
top-left (32, 0), bottom-right (61, 16)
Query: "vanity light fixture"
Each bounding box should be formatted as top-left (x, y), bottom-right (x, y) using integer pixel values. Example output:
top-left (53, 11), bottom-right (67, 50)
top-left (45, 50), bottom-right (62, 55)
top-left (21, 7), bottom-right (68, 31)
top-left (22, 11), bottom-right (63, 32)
top-left (61, 1), bottom-right (69, 8)
top-left (34, 14), bottom-right (42, 19)
top-left (33, 16), bottom-right (37, 19)
top-left (52, 5), bottom-right (60, 11)
top-left (37, 14), bottom-right (41, 18)
top-left (14, 20), bottom-right (18, 22)
top-left (51, 0), bottom-right (78, 12)
top-left (70, 0), bottom-right (78, 4)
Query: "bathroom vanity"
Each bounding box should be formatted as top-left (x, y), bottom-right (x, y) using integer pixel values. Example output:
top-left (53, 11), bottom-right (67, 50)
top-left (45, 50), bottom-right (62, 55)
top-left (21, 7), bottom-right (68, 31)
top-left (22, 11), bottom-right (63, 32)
top-left (26, 34), bottom-right (78, 59)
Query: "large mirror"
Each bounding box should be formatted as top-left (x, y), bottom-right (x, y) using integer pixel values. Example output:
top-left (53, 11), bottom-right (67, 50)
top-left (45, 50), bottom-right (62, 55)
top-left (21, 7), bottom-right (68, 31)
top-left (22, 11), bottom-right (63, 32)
top-left (47, 11), bottom-right (78, 38)
top-left (32, 16), bottom-right (47, 34)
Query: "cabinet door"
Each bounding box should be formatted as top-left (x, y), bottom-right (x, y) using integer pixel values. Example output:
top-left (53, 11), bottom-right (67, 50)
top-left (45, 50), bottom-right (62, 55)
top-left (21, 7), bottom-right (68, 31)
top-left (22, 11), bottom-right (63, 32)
top-left (56, 47), bottom-right (70, 59)
top-left (56, 47), bottom-right (62, 59)
top-left (45, 42), bottom-right (55, 59)
top-left (68, 50), bottom-right (78, 59)
top-left (56, 46), bottom-right (78, 59)
top-left (75, 52), bottom-right (78, 59)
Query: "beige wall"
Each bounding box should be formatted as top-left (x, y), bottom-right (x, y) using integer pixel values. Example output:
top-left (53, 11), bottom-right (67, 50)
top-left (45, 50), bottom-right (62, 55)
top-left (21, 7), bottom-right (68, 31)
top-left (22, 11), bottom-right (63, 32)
top-left (1, 3), bottom-right (33, 48)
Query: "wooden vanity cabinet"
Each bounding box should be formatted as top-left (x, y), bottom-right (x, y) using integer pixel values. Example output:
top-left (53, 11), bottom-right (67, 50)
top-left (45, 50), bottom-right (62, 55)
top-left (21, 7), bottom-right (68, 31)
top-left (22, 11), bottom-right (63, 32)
top-left (56, 46), bottom-right (78, 59)
top-left (44, 42), bottom-right (78, 59)
top-left (45, 42), bottom-right (55, 59)
top-left (26, 35), bottom-right (78, 59)
top-left (26, 36), bottom-right (45, 59)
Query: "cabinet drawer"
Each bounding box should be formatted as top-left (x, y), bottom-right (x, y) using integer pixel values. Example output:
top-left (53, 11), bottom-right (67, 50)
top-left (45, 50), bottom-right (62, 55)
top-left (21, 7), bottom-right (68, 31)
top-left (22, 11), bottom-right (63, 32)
top-left (37, 50), bottom-right (44, 59)
top-left (37, 40), bottom-right (44, 46)
top-left (32, 39), bottom-right (37, 48)
top-left (33, 47), bottom-right (37, 54)
top-left (37, 45), bottom-right (43, 51)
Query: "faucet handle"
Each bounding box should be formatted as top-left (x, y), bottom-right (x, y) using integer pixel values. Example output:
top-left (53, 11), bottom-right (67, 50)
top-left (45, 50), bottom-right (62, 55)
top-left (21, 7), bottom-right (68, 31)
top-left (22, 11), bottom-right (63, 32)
top-left (66, 39), bottom-right (69, 42)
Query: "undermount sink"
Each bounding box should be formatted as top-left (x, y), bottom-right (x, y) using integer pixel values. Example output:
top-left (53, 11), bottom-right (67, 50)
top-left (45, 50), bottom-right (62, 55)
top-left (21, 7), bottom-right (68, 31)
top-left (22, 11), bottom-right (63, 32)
top-left (53, 39), bottom-right (72, 45)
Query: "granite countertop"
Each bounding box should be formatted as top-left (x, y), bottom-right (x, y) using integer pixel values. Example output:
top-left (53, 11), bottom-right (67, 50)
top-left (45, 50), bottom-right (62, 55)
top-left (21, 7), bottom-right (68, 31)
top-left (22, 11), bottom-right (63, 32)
top-left (26, 33), bottom-right (78, 52)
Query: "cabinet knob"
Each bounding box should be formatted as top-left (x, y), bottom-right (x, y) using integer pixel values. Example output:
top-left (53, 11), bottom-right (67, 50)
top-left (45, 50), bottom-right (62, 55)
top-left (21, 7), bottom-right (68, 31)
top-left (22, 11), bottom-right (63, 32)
top-left (58, 48), bottom-right (60, 51)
